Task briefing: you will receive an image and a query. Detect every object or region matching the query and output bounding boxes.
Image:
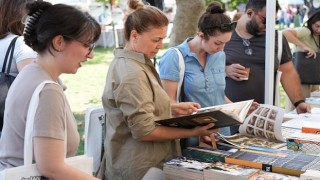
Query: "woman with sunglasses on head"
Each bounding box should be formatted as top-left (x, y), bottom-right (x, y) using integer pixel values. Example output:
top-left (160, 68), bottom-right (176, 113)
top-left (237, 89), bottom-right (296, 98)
top-left (283, 11), bottom-right (320, 98)
top-left (159, 2), bottom-right (236, 150)
top-left (0, 1), bottom-right (100, 179)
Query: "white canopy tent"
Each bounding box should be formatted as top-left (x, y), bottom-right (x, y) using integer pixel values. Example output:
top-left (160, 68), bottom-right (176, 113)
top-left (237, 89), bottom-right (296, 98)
top-left (265, 0), bottom-right (277, 105)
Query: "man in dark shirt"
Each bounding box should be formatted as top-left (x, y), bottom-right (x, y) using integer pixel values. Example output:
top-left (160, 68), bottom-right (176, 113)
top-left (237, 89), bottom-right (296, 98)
top-left (224, 0), bottom-right (310, 114)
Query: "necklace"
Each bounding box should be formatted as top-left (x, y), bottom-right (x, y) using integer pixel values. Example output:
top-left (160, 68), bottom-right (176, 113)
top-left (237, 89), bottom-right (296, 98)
top-left (236, 27), bottom-right (253, 56)
top-left (235, 27), bottom-right (253, 40)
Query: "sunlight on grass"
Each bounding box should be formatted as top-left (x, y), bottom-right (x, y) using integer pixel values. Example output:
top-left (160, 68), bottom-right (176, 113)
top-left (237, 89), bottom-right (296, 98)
top-left (60, 47), bottom-right (113, 155)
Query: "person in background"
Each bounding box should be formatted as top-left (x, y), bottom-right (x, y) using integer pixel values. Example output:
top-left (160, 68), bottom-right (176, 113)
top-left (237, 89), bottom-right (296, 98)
top-left (100, 0), bottom-right (218, 179)
top-left (283, 10), bottom-right (320, 98)
top-left (0, 0), bottom-right (37, 135)
top-left (224, 0), bottom-right (311, 115)
top-left (159, 2), bottom-right (236, 150)
top-left (0, 1), bottom-right (101, 179)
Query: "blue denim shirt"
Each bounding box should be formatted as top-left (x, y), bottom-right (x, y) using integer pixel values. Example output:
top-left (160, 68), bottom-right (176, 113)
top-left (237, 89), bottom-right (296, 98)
top-left (159, 38), bottom-right (226, 108)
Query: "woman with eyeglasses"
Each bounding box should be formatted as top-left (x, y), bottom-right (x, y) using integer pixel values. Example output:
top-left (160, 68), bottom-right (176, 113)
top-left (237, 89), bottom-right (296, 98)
top-left (0, 0), bottom-right (38, 136)
top-left (283, 11), bottom-right (320, 98)
top-left (159, 2), bottom-right (236, 150)
top-left (0, 1), bottom-right (101, 179)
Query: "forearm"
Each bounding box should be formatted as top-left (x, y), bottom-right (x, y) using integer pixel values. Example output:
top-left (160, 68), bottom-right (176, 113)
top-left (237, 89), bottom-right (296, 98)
top-left (34, 137), bottom-right (98, 180)
top-left (280, 67), bottom-right (304, 103)
top-left (41, 164), bottom-right (98, 180)
top-left (283, 30), bottom-right (306, 49)
top-left (139, 125), bottom-right (197, 141)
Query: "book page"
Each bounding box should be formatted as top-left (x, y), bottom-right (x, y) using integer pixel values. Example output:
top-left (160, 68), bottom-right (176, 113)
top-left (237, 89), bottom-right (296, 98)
top-left (218, 104), bottom-right (286, 149)
top-left (239, 104), bottom-right (285, 142)
top-left (196, 100), bottom-right (253, 123)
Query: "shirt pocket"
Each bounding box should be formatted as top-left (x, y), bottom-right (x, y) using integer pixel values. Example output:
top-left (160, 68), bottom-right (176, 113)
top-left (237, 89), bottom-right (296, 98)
top-left (210, 68), bottom-right (226, 86)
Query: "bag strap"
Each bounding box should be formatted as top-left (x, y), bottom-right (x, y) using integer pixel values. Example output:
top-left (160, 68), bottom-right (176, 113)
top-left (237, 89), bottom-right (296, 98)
top-left (274, 31), bottom-right (283, 106)
top-left (277, 30), bottom-right (282, 66)
top-left (24, 80), bottom-right (65, 165)
top-left (173, 47), bottom-right (185, 102)
top-left (2, 36), bottom-right (19, 74)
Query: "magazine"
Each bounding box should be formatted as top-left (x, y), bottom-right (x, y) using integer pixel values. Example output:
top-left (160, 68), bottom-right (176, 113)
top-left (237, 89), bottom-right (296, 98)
top-left (156, 100), bottom-right (253, 129)
top-left (218, 104), bottom-right (287, 149)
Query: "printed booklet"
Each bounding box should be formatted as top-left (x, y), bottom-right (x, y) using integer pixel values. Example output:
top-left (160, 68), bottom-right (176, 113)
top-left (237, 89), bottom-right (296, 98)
top-left (218, 104), bottom-right (287, 149)
top-left (156, 100), bottom-right (253, 129)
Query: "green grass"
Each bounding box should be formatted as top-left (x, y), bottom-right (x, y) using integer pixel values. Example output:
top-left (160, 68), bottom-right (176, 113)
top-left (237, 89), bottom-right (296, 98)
top-left (60, 47), bottom-right (114, 155)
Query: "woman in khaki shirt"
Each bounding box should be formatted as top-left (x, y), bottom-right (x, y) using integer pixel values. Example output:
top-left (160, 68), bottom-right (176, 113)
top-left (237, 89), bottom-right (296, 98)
top-left (100, 0), bottom-right (218, 179)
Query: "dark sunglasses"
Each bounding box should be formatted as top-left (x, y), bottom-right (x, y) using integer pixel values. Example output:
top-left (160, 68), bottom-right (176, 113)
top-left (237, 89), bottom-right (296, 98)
top-left (256, 13), bottom-right (266, 25)
top-left (242, 39), bottom-right (253, 56)
top-left (208, 22), bottom-right (237, 31)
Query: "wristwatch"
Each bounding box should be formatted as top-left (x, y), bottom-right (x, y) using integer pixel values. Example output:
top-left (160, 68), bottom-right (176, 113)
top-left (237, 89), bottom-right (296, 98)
top-left (294, 100), bottom-right (305, 108)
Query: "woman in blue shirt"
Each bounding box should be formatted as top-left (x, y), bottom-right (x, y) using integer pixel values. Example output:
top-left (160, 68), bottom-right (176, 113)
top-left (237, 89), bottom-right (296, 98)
top-left (159, 2), bottom-right (235, 149)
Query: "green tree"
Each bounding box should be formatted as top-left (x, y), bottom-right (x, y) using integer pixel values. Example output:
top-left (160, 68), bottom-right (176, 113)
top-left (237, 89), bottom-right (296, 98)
top-left (169, 0), bottom-right (205, 47)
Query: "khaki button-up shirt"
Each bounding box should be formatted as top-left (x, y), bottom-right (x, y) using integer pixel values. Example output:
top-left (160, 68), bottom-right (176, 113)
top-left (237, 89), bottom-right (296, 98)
top-left (102, 48), bottom-right (178, 180)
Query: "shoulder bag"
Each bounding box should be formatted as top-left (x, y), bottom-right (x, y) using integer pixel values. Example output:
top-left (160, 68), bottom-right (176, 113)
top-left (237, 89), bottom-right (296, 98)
top-left (0, 36), bottom-right (18, 131)
top-left (0, 81), bottom-right (93, 179)
top-left (292, 51), bottom-right (320, 84)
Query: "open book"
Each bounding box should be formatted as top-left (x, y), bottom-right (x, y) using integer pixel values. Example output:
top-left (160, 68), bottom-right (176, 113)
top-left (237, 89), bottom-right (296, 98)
top-left (218, 104), bottom-right (286, 149)
top-left (155, 100), bottom-right (253, 129)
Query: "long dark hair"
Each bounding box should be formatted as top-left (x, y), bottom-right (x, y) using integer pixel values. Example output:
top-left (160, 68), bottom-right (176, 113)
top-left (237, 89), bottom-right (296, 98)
top-left (307, 11), bottom-right (320, 35)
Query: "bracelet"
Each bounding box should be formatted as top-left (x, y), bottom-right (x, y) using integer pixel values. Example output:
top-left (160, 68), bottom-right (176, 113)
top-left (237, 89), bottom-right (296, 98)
top-left (294, 100), bottom-right (305, 107)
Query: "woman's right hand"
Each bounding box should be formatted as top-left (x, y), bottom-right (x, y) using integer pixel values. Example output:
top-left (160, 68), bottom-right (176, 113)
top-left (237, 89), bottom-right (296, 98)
top-left (302, 46), bottom-right (317, 59)
top-left (193, 123), bottom-right (218, 136)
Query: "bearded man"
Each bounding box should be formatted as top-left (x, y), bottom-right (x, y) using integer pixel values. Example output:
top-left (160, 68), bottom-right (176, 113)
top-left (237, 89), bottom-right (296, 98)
top-left (224, 0), bottom-right (310, 114)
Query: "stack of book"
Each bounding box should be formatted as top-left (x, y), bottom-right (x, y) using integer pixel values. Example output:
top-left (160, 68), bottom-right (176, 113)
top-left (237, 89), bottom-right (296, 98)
top-left (163, 156), bottom-right (210, 180)
top-left (182, 146), bottom-right (232, 163)
top-left (225, 148), bottom-right (320, 176)
top-left (203, 162), bottom-right (259, 180)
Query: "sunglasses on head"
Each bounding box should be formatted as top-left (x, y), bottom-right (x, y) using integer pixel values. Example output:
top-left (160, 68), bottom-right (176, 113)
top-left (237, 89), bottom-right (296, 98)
top-left (208, 22), bottom-right (237, 31)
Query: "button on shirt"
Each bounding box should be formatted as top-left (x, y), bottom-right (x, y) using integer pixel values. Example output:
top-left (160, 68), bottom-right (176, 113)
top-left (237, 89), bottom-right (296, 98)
top-left (159, 38), bottom-right (226, 107)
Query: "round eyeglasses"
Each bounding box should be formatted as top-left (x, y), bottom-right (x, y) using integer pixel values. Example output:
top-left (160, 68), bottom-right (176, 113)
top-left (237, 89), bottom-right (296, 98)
top-left (63, 35), bottom-right (95, 56)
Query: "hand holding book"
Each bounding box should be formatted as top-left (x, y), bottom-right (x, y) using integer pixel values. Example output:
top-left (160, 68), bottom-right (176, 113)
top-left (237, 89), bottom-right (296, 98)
top-left (156, 100), bottom-right (254, 129)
